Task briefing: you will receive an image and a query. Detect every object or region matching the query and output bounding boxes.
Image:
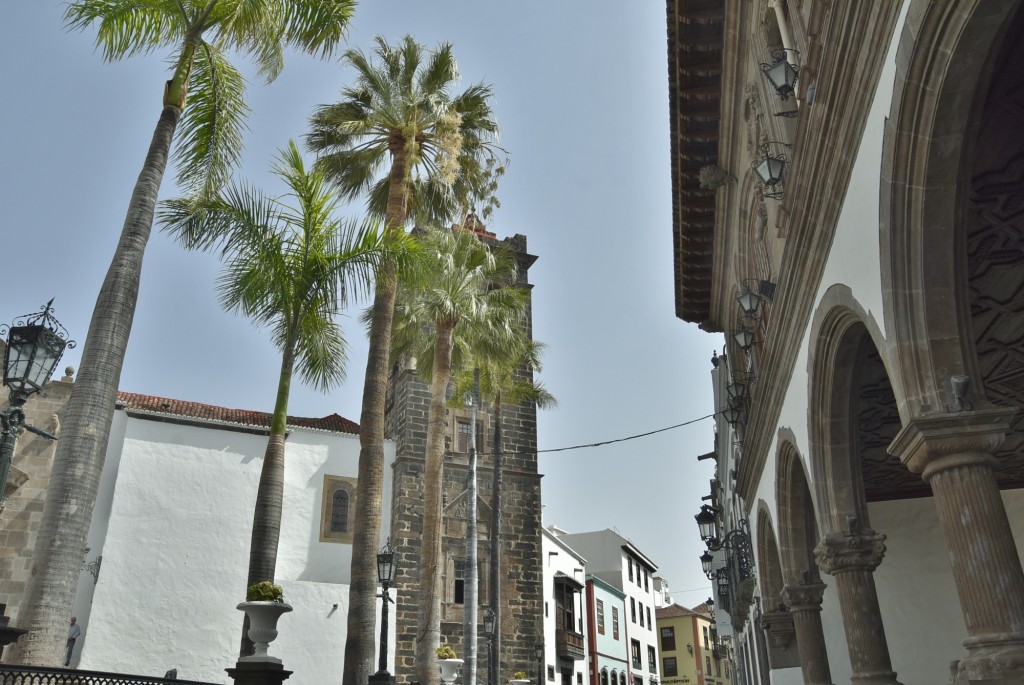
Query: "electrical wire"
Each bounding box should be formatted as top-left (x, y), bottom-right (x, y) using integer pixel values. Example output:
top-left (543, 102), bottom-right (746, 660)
top-left (504, 411), bottom-right (719, 455)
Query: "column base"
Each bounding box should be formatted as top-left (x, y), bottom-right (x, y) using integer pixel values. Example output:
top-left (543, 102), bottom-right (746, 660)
top-left (850, 670), bottom-right (902, 685)
top-left (226, 659), bottom-right (294, 685)
top-left (953, 633), bottom-right (1024, 683)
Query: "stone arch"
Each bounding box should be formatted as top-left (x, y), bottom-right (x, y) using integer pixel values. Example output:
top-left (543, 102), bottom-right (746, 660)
top-left (775, 440), bottom-right (820, 584)
top-left (806, 288), bottom-right (920, 533)
top-left (755, 502), bottom-right (785, 608)
top-left (881, 0), bottom-right (1023, 418)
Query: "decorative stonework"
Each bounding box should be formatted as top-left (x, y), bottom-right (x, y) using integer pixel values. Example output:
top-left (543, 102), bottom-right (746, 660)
top-left (761, 607), bottom-right (795, 649)
top-left (813, 531), bottom-right (886, 575)
top-left (781, 581), bottom-right (826, 612)
top-left (887, 407), bottom-right (1015, 479)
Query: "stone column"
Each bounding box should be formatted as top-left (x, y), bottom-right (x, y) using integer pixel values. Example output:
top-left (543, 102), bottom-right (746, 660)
top-left (782, 582), bottom-right (833, 685)
top-left (890, 407), bottom-right (1024, 683)
top-left (815, 532), bottom-right (902, 685)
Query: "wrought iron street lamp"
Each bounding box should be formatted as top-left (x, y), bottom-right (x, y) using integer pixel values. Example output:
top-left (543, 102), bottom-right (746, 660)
top-left (370, 538), bottom-right (397, 685)
top-left (0, 300), bottom-right (74, 503)
top-left (535, 642), bottom-right (545, 685)
top-left (484, 608), bottom-right (496, 685)
top-left (760, 49), bottom-right (799, 101)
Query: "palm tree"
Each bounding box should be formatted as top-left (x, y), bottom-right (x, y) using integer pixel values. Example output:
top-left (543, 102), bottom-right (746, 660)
top-left (306, 35), bottom-right (502, 685)
top-left (12, 1), bottom-right (355, 666)
top-left (452, 340), bottom-right (555, 685)
top-left (161, 140), bottom-right (412, 656)
top-left (389, 227), bottom-right (528, 685)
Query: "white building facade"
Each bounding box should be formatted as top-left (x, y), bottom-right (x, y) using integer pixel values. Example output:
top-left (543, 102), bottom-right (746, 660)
top-left (553, 530), bottom-right (659, 685)
top-left (67, 392), bottom-right (395, 684)
top-left (541, 527), bottom-right (589, 685)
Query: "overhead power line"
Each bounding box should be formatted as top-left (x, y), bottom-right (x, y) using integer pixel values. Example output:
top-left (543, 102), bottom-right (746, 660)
top-left (505, 412), bottom-right (719, 456)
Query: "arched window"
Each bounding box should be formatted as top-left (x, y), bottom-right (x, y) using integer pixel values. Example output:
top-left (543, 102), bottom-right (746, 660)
top-left (320, 475), bottom-right (357, 543)
top-left (331, 489), bottom-right (350, 532)
top-left (619, 673), bottom-right (626, 685)
top-left (601, 670), bottom-right (609, 685)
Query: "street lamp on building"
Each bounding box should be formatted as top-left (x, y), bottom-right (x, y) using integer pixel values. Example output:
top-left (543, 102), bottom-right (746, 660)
top-left (0, 300), bottom-right (74, 503)
top-left (535, 642), bottom-right (544, 685)
top-left (370, 538), bottom-right (397, 685)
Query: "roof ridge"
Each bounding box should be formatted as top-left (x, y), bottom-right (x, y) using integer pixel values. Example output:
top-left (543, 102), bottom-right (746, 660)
top-left (116, 391), bottom-right (359, 435)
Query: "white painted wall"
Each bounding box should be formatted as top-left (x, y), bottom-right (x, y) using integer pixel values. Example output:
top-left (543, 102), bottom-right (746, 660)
top-left (73, 411), bottom-right (395, 684)
top-left (542, 529), bottom-right (588, 685)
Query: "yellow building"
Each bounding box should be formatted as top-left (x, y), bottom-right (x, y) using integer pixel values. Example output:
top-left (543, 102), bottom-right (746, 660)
top-left (655, 604), bottom-right (733, 685)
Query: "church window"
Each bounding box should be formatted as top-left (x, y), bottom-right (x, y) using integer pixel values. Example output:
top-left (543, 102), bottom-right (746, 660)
top-left (331, 489), bottom-right (349, 532)
top-left (320, 475), bottom-right (357, 543)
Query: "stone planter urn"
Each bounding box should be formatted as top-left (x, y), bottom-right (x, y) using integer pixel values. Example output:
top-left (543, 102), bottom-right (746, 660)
top-left (437, 658), bottom-right (464, 684)
top-left (510, 679), bottom-right (531, 685)
top-left (237, 601), bottom-right (293, 663)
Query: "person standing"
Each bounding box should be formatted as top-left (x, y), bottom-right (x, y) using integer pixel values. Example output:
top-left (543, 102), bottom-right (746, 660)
top-left (65, 616), bottom-right (80, 667)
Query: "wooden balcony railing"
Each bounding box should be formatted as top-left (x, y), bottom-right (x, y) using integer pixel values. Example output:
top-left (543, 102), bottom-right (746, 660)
top-left (555, 628), bottom-right (585, 661)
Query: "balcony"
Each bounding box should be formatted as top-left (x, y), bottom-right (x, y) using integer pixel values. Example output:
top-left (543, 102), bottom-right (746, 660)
top-left (713, 643), bottom-right (728, 660)
top-left (556, 628), bottom-right (586, 661)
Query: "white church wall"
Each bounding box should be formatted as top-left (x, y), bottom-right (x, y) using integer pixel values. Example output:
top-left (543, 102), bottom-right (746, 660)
top-left (76, 412), bottom-right (394, 684)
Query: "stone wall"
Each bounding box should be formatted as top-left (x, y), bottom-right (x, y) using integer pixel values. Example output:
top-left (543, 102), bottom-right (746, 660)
top-left (386, 232), bottom-right (543, 684)
top-left (0, 368), bottom-right (74, 627)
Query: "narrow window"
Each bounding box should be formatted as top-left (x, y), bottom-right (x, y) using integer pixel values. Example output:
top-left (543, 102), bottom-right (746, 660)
top-left (628, 558), bottom-right (633, 582)
top-left (646, 606), bottom-right (651, 629)
top-left (330, 489), bottom-right (349, 532)
top-left (639, 601), bottom-right (644, 627)
top-left (660, 626), bottom-right (676, 652)
top-left (648, 646), bottom-right (657, 673)
top-left (454, 560), bottom-right (466, 603)
top-left (631, 598), bottom-right (637, 623)
top-left (663, 658), bottom-right (678, 678)
top-left (596, 599), bottom-right (605, 634)
top-left (457, 419), bottom-right (472, 452)
top-left (612, 607), bottom-right (620, 640)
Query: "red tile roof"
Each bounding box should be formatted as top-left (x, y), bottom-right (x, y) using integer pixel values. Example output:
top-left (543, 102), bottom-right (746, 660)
top-left (116, 392), bottom-right (359, 435)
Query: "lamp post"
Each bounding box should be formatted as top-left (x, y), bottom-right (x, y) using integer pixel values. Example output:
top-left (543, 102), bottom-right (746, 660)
top-left (370, 538), bottom-right (397, 685)
top-left (535, 642), bottom-right (544, 685)
top-left (0, 300), bottom-right (74, 503)
top-left (484, 608), bottom-right (496, 685)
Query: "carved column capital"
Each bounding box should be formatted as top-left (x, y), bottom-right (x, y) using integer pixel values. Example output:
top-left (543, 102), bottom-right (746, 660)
top-left (814, 531), bottom-right (887, 575)
top-left (761, 608), bottom-right (795, 650)
top-left (782, 581), bottom-right (827, 611)
top-left (888, 407), bottom-right (1016, 479)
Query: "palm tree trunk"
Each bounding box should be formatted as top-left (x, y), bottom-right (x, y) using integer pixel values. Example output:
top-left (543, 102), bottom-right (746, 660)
top-left (239, 348), bottom-right (293, 657)
top-left (415, 321), bottom-right (455, 685)
top-left (488, 393), bottom-right (504, 685)
top-left (462, 370), bottom-right (480, 685)
top-left (9, 105), bottom-right (181, 667)
top-left (343, 148), bottom-right (409, 685)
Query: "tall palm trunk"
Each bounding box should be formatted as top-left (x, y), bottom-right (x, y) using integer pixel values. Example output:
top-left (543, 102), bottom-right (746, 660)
top-left (487, 392), bottom-right (504, 685)
top-left (239, 347), bottom-right (294, 656)
top-left (462, 371), bottom-right (480, 685)
top-left (343, 148), bottom-right (409, 685)
top-left (10, 105), bottom-right (182, 666)
top-left (415, 320), bottom-right (455, 685)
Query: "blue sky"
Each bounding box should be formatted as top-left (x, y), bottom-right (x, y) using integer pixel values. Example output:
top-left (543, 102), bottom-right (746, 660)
top-left (2, 2), bottom-right (718, 605)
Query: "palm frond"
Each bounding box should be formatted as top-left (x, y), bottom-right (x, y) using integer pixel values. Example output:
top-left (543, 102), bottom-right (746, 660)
top-left (174, 42), bottom-right (249, 197)
top-left (65, 0), bottom-right (185, 61)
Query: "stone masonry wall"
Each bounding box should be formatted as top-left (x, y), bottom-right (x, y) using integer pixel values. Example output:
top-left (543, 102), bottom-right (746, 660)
top-left (387, 231), bottom-right (543, 684)
top-left (0, 368), bottom-right (74, 627)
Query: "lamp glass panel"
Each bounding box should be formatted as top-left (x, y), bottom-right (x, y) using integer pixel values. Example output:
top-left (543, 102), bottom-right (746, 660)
top-left (377, 552), bottom-right (395, 583)
top-left (726, 381), bottom-right (746, 400)
top-left (736, 290), bottom-right (759, 315)
top-left (701, 552), bottom-right (713, 575)
top-left (767, 157), bottom-right (786, 185)
top-left (733, 328), bottom-right (755, 350)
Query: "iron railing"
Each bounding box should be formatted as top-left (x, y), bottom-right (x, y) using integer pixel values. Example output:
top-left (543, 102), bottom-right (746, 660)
top-left (0, 665), bottom-right (218, 685)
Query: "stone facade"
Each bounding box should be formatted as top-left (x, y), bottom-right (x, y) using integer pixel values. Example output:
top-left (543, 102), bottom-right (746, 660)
top-left (0, 368), bottom-right (74, 626)
top-left (386, 231), bottom-right (544, 684)
top-left (669, 0), bottom-right (1024, 683)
